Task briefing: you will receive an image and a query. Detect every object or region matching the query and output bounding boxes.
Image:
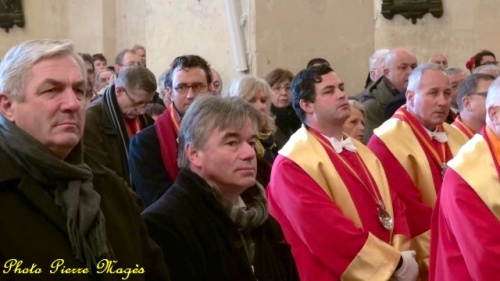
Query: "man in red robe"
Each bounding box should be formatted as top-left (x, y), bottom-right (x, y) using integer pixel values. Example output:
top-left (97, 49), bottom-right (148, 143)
top-left (452, 73), bottom-right (495, 139)
top-left (430, 76), bottom-right (500, 280)
top-left (368, 63), bottom-right (469, 280)
top-left (267, 64), bottom-right (418, 281)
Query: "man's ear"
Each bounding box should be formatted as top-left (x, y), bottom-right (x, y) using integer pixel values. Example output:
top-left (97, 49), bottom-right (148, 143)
top-left (0, 94), bottom-right (15, 121)
top-left (299, 99), bottom-right (313, 115)
top-left (115, 86), bottom-right (125, 96)
top-left (167, 87), bottom-right (174, 102)
top-left (185, 143), bottom-right (201, 168)
top-left (462, 96), bottom-right (471, 111)
top-left (383, 67), bottom-right (390, 77)
top-left (405, 90), bottom-right (414, 107)
top-left (488, 106), bottom-right (500, 125)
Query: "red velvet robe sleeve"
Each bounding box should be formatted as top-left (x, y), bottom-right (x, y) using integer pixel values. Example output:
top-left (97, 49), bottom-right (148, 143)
top-left (368, 134), bottom-right (433, 237)
top-left (267, 155), bottom-right (394, 280)
top-left (430, 169), bottom-right (500, 281)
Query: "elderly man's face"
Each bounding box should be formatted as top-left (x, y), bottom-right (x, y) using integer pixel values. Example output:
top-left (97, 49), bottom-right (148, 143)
top-left (4, 55), bottom-right (86, 159)
top-left (407, 69), bottom-right (451, 130)
top-left (386, 51), bottom-right (418, 92)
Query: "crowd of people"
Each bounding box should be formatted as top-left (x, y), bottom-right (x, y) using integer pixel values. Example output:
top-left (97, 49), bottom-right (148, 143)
top-left (1, 38), bottom-right (500, 281)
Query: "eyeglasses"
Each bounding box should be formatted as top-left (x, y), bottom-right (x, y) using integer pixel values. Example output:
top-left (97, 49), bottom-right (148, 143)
top-left (124, 90), bottom-right (153, 109)
top-left (272, 85), bottom-right (291, 92)
top-left (472, 91), bottom-right (488, 97)
top-left (174, 83), bottom-right (207, 94)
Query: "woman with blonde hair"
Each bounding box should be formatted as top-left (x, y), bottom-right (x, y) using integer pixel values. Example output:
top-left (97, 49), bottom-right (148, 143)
top-left (344, 99), bottom-right (366, 143)
top-left (224, 76), bottom-right (282, 186)
top-left (225, 75), bottom-right (281, 162)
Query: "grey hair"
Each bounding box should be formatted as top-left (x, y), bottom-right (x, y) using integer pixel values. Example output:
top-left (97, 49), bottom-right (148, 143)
top-left (407, 63), bottom-right (446, 93)
top-left (115, 66), bottom-right (157, 95)
top-left (485, 77), bottom-right (500, 125)
top-left (177, 95), bottom-right (262, 168)
top-left (473, 64), bottom-right (500, 78)
top-left (0, 39), bottom-right (86, 101)
top-left (224, 75), bottom-right (276, 133)
top-left (445, 67), bottom-right (466, 76)
top-left (348, 99), bottom-right (365, 116)
top-left (158, 69), bottom-right (169, 92)
top-left (369, 49), bottom-right (390, 71)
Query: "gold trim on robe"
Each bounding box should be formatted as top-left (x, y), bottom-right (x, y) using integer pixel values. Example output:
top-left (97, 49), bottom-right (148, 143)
top-left (412, 230), bottom-right (430, 280)
top-left (449, 134), bottom-right (500, 220)
top-left (341, 233), bottom-right (401, 281)
top-left (374, 118), bottom-right (467, 208)
top-left (280, 125), bottom-right (405, 279)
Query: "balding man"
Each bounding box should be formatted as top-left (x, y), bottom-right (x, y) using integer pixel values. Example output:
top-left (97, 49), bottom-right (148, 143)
top-left (114, 49), bottom-right (141, 74)
top-left (428, 54), bottom-right (448, 69)
top-left (361, 48), bottom-right (418, 143)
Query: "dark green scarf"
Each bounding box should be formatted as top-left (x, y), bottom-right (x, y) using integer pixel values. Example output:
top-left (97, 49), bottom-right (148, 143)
top-left (0, 114), bottom-right (112, 270)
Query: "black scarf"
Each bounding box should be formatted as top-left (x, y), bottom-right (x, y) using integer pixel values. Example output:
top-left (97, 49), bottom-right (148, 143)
top-left (0, 114), bottom-right (112, 270)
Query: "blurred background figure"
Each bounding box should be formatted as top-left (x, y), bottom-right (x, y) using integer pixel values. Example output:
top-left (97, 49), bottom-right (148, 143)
top-left (92, 53), bottom-right (107, 71)
top-left (263, 68), bottom-right (301, 142)
top-left (211, 68), bottom-right (223, 95)
top-left (344, 99), bottom-right (365, 142)
top-left (428, 53), bottom-right (448, 68)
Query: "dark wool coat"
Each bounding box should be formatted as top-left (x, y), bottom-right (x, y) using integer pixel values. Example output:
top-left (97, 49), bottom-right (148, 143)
top-left (0, 147), bottom-right (170, 281)
top-left (142, 169), bottom-right (299, 281)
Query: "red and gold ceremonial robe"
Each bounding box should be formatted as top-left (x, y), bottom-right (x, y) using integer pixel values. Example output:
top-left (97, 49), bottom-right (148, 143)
top-left (451, 115), bottom-right (475, 140)
top-left (267, 125), bottom-right (411, 281)
top-left (430, 127), bottom-right (500, 281)
top-left (367, 107), bottom-right (468, 280)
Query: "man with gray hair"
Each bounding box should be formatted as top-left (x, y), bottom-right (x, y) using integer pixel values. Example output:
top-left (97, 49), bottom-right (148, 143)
top-left (445, 67), bottom-right (467, 121)
top-left (368, 63), bottom-right (469, 279)
top-left (0, 39), bottom-right (169, 280)
top-left (430, 76), bottom-right (500, 280)
top-left (361, 47), bottom-right (418, 143)
top-left (452, 73), bottom-right (495, 139)
top-left (473, 63), bottom-right (500, 77)
top-left (367, 48), bottom-right (390, 86)
top-left (142, 95), bottom-right (298, 281)
top-left (84, 66), bottom-right (156, 188)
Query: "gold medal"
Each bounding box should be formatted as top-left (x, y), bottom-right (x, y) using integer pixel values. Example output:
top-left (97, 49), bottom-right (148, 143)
top-left (377, 200), bottom-right (393, 231)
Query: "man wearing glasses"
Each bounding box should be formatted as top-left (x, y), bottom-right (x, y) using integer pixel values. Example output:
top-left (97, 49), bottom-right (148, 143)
top-left (129, 55), bottom-right (213, 208)
top-left (452, 73), bottom-right (496, 140)
top-left (84, 66), bottom-right (157, 188)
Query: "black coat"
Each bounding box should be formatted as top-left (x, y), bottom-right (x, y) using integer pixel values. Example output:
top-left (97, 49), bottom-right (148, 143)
top-left (0, 147), bottom-right (170, 281)
top-left (128, 125), bottom-right (173, 208)
top-left (142, 169), bottom-right (299, 281)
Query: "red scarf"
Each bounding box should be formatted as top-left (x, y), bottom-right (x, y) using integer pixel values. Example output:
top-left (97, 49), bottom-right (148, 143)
top-left (154, 104), bottom-right (181, 181)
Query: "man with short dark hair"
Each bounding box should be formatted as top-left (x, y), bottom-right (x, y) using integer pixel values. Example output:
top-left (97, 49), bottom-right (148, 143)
top-left (452, 73), bottom-right (495, 139)
top-left (0, 39), bottom-right (169, 280)
top-left (143, 95), bottom-right (299, 281)
top-left (129, 55), bottom-right (212, 207)
top-left (268, 64), bottom-right (417, 281)
top-left (84, 66), bottom-right (156, 188)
